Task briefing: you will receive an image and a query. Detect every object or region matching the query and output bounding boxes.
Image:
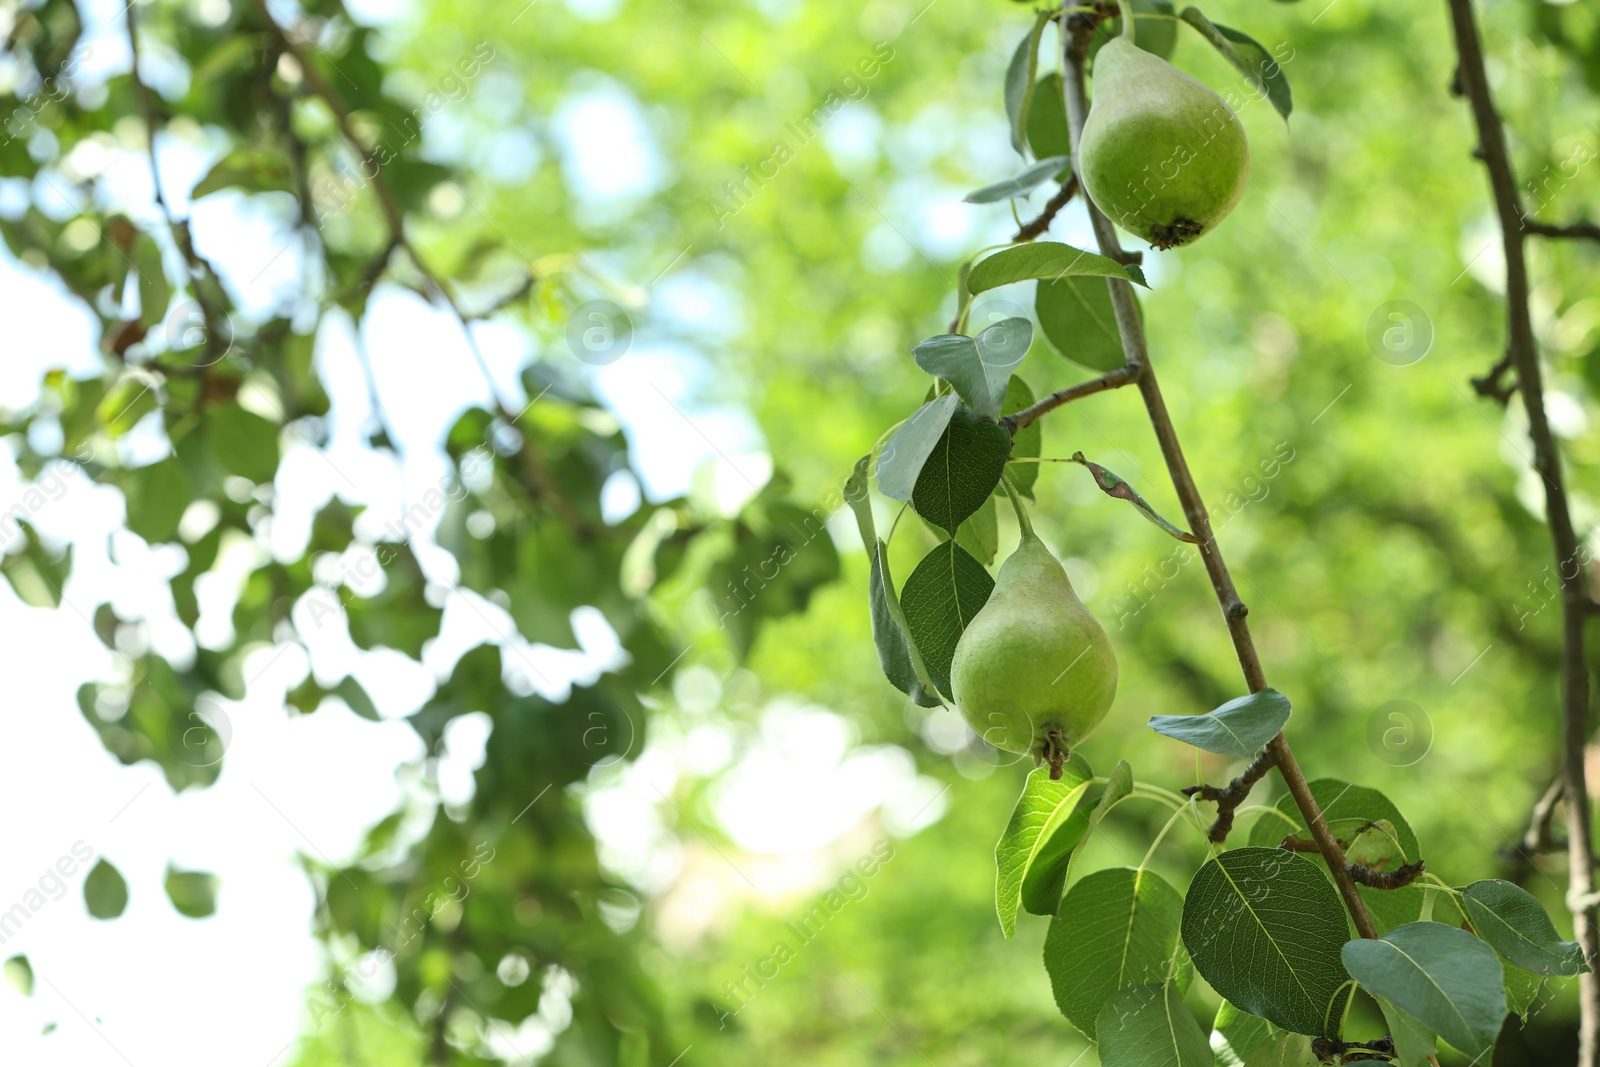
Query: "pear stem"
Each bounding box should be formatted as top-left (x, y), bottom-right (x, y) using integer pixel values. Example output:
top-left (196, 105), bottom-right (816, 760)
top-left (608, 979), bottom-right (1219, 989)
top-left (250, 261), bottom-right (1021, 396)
top-left (1058, 22), bottom-right (1378, 942)
top-left (999, 473), bottom-right (1035, 539)
top-left (1115, 0), bottom-right (1136, 44)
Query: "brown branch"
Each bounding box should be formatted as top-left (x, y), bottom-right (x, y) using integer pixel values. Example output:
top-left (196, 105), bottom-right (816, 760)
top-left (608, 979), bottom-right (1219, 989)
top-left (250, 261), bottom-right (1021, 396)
top-left (1446, 1), bottom-right (1600, 1058)
top-left (1348, 859), bottom-right (1425, 890)
top-left (1183, 747), bottom-right (1274, 842)
top-left (1012, 176), bottom-right (1079, 242)
top-left (1525, 218), bottom-right (1600, 242)
top-left (1002, 364), bottom-right (1141, 434)
top-left (1470, 349), bottom-right (1517, 404)
top-left (1058, 21), bottom-right (1379, 940)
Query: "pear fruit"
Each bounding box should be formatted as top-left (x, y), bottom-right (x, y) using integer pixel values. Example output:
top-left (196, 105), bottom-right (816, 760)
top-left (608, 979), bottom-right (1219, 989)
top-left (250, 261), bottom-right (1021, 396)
top-left (1078, 37), bottom-right (1250, 250)
top-left (949, 534), bottom-right (1117, 773)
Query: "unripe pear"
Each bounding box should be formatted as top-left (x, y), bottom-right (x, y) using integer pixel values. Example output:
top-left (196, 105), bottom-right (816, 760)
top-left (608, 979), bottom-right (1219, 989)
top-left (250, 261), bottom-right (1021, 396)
top-left (1078, 37), bottom-right (1250, 250)
top-left (949, 534), bottom-right (1117, 773)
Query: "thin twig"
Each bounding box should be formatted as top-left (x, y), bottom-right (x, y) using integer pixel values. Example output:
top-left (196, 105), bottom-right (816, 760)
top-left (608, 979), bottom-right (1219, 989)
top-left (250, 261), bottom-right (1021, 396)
top-left (1446, 1), bottom-right (1600, 1059)
top-left (1525, 218), bottom-right (1600, 242)
top-left (1182, 747), bottom-right (1273, 842)
top-left (1470, 349), bottom-right (1517, 404)
top-left (1058, 18), bottom-right (1378, 939)
top-left (1011, 176), bottom-right (1079, 242)
top-left (1002, 364), bottom-right (1141, 433)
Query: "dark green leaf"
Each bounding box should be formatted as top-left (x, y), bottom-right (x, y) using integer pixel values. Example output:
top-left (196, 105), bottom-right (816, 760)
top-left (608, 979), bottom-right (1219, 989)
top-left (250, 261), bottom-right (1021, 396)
top-left (1027, 73), bottom-right (1072, 160)
top-left (1003, 12), bottom-right (1051, 155)
top-left (1001, 375), bottom-right (1041, 498)
top-left (1045, 867), bottom-right (1186, 1036)
top-left (1148, 688), bottom-right (1289, 757)
top-left (968, 241), bottom-right (1147, 294)
top-left (877, 394), bottom-right (959, 502)
top-left (1341, 921), bottom-right (1506, 1060)
top-left (1036, 274), bottom-right (1131, 372)
top-left (164, 865), bottom-right (219, 918)
top-left (1177, 8), bottom-right (1292, 121)
top-left (1181, 848), bottom-right (1351, 1037)
top-left (84, 858), bottom-right (129, 920)
top-left (1095, 983), bottom-right (1210, 1067)
top-left (995, 764), bottom-right (1093, 937)
top-left (206, 403), bottom-right (281, 485)
top-left (1460, 879), bottom-right (1587, 976)
top-left (911, 405), bottom-right (1012, 536)
top-left (965, 156), bottom-right (1072, 203)
top-left (899, 540), bottom-right (994, 696)
top-left (871, 541), bottom-right (941, 707)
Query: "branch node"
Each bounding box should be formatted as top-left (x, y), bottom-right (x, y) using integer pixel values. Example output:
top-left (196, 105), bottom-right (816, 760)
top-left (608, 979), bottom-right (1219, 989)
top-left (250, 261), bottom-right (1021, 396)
top-left (1347, 859), bottom-right (1425, 890)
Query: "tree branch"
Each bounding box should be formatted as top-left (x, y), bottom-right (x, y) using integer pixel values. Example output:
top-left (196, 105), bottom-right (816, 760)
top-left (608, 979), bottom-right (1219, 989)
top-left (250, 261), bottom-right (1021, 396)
top-left (1525, 218), bottom-right (1600, 242)
top-left (1059, 18), bottom-right (1378, 939)
top-left (1182, 747), bottom-right (1273, 842)
top-left (1002, 363), bottom-right (1141, 433)
top-left (1012, 176), bottom-right (1079, 242)
top-left (1446, 1), bottom-right (1600, 1058)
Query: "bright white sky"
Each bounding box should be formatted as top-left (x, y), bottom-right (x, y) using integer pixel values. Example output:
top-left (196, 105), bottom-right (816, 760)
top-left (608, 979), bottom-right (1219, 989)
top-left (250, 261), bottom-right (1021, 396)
top-left (0, 1), bottom-right (964, 1062)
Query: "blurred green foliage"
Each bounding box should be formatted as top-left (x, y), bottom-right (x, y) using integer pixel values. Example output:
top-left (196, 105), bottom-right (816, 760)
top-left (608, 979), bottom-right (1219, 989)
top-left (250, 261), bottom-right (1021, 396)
top-left (2, 0), bottom-right (1599, 1062)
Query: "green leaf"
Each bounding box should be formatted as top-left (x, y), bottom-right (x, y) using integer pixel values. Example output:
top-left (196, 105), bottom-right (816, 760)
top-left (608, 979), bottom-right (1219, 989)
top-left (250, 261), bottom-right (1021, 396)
top-left (206, 403), bottom-right (281, 484)
top-left (164, 865), bottom-right (220, 918)
top-left (1244, 778), bottom-right (1425, 932)
top-left (968, 241), bottom-right (1147, 294)
top-left (1371, 993), bottom-right (1437, 1067)
top-left (912, 319), bottom-right (1030, 420)
top-left (1148, 688), bottom-right (1289, 757)
top-left (965, 156), bottom-right (1072, 203)
top-left (876, 394), bottom-right (959, 502)
top-left (1027, 73), bottom-right (1072, 160)
top-left (344, 542), bottom-right (444, 659)
top-left (1003, 11), bottom-right (1051, 156)
top-left (1460, 879), bottom-right (1587, 976)
top-left (911, 405), bottom-right (1012, 536)
top-left (1242, 1033), bottom-right (1318, 1066)
top-left (1177, 8), bottom-right (1292, 121)
top-left (2, 955), bottom-right (31, 996)
top-left (1089, 0), bottom-right (1178, 61)
top-left (1501, 959), bottom-right (1546, 1018)
top-left (1000, 375), bottom-right (1041, 498)
top-left (96, 375), bottom-right (159, 438)
top-left (191, 146), bottom-right (295, 199)
top-left (1024, 759), bottom-right (1131, 917)
top-left (84, 858), bottom-right (129, 920)
top-left (1060, 759), bottom-right (1134, 888)
top-left (1036, 274), bottom-right (1131, 372)
top-left (118, 457), bottom-right (190, 543)
top-left (1, 521), bottom-right (71, 607)
top-left (1341, 921), bottom-right (1506, 1060)
top-left (1181, 848), bottom-right (1351, 1037)
top-left (899, 540), bottom-right (994, 696)
top-left (132, 234), bottom-right (170, 329)
top-left (1095, 983), bottom-right (1210, 1067)
top-left (871, 540), bottom-right (941, 707)
top-left (1072, 452), bottom-right (1198, 543)
top-left (1044, 867), bottom-right (1186, 1036)
top-left (955, 495), bottom-right (998, 566)
top-left (995, 764), bottom-right (1093, 937)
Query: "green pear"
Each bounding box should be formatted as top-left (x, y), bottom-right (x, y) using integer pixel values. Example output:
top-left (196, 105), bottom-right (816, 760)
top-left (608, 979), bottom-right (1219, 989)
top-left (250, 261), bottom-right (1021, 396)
top-left (949, 534), bottom-right (1117, 773)
top-left (1078, 37), bottom-right (1250, 250)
